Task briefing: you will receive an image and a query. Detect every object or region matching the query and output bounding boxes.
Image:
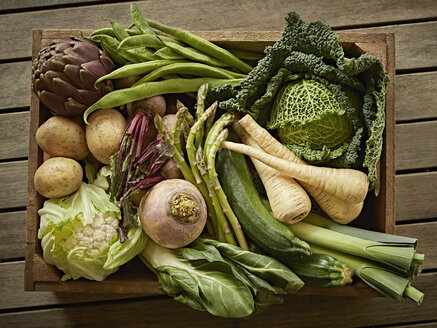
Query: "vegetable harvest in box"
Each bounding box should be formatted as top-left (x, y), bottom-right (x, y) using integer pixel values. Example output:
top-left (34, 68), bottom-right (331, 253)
top-left (30, 2), bottom-right (424, 318)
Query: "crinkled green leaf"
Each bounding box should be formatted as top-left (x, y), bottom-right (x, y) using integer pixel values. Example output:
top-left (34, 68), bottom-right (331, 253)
top-left (220, 12), bottom-right (388, 189)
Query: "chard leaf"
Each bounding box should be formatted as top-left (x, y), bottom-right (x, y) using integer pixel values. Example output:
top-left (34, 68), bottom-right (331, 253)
top-left (253, 288), bottom-right (284, 316)
top-left (141, 239), bottom-right (255, 318)
top-left (174, 293), bottom-right (206, 312)
top-left (199, 237), bottom-right (304, 292)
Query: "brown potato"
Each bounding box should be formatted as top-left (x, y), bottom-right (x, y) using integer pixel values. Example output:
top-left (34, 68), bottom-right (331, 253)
top-left (127, 95), bottom-right (166, 118)
top-left (114, 75), bottom-right (142, 89)
top-left (86, 109), bottom-right (127, 164)
top-left (161, 158), bottom-right (183, 179)
top-left (36, 116), bottom-right (89, 160)
top-left (34, 157), bottom-right (83, 198)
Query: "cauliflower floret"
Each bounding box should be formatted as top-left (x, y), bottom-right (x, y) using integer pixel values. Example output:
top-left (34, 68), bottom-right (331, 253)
top-left (67, 213), bottom-right (120, 254)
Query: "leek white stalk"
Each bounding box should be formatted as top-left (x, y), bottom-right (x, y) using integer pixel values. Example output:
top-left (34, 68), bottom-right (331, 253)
top-left (303, 213), bottom-right (417, 247)
top-left (288, 221), bottom-right (417, 274)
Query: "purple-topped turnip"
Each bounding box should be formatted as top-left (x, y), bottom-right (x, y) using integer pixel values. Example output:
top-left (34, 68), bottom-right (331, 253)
top-left (139, 179), bottom-right (207, 248)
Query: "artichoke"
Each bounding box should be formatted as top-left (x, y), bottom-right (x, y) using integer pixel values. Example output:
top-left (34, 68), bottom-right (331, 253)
top-left (32, 37), bottom-right (115, 117)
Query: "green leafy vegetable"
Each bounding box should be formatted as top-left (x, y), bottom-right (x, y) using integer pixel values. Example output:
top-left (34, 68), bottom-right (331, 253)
top-left (219, 12), bottom-right (389, 189)
top-left (139, 237), bottom-right (304, 318)
top-left (38, 182), bottom-right (147, 281)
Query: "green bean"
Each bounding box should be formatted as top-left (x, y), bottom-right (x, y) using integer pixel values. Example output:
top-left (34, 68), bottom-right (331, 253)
top-left (133, 62), bottom-right (244, 86)
top-left (152, 47), bottom-right (185, 60)
top-left (227, 48), bottom-right (264, 60)
top-left (121, 48), bottom-right (152, 62)
top-left (118, 34), bottom-right (164, 50)
top-left (130, 3), bottom-right (154, 34)
top-left (83, 77), bottom-right (243, 123)
top-left (111, 20), bottom-right (130, 41)
top-left (158, 37), bottom-right (228, 67)
top-left (91, 34), bottom-right (151, 64)
top-left (118, 34), bottom-right (184, 50)
top-left (146, 18), bottom-right (253, 73)
top-left (95, 35), bottom-right (127, 66)
top-left (95, 60), bottom-right (186, 85)
top-left (89, 28), bottom-right (116, 38)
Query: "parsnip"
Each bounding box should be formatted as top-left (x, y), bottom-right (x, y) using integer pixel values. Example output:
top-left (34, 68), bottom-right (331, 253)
top-left (239, 115), bottom-right (365, 224)
top-left (233, 121), bottom-right (311, 224)
top-left (221, 141), bottom-right (369, 205)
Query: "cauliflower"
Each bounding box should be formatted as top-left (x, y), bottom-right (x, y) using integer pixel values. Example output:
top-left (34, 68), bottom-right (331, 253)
top-left (38, 182), bottom-right (147, 281)
top-left (62, 213), bottom-right (119, 255)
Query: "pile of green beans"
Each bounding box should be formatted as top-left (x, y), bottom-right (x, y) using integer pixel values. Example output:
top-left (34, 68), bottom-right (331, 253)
top-left (84, 3), bottom-right (263, 122)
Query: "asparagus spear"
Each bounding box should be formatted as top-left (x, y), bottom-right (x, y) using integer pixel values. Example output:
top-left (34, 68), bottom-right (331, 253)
top-left (206, 127), bottom-right (249, 250)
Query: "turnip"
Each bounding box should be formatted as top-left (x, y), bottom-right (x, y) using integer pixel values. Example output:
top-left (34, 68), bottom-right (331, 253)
top-left (139, 179), bottom-right (207, 248)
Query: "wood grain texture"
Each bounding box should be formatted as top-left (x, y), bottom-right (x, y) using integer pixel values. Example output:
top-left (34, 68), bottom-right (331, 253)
top-left (0, 261), bottom-right (144, 311)
top-left (1, 0), bottom-right (437, 61)
top-left (0, 211), bottom-right (26, 261)
top-left (396, 121), bottom-right (437, 171)
top-left (386, 322), bottom-right (437, 328)
top-left (352, 21), bottom-right (437, 71)
top-left (0, 0), bottom-right (106, 11)
top-left (0, 61), bottom-right (31, 110)
top-left (396, 71), bottom-right (437, 122)
top-left (396, 172), bottom-right (437, 221)
top-left (396, 222), bottom-right (437, 270)
top-left (0, 112), bottom-right (29, 160)
top-left (0, 161), bottom-right (28, 209)
top-left (0, 272), bottom-right (434, 328)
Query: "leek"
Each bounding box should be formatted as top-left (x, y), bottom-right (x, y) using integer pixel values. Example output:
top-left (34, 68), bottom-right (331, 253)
top-left (310, 244), bottom-right (424, 304)
top-left (289, 222), bottom-right (423, 274)
top-left (303, 213), bottom-right (417, 247)
top-left (301, 213), bottom-right (424, 278)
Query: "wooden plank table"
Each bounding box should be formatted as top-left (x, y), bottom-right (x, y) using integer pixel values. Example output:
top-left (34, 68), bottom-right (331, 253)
top-left (0, 1), bottom-right (436, 326)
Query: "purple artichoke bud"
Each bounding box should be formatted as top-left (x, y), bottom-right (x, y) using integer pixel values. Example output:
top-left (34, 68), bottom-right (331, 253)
top-left (32, 37), bottom-right (115, 117)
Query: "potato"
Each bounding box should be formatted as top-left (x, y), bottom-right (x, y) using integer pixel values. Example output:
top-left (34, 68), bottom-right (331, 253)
top-left (114, 75), bottom-right (142, 89)
top-left (86, 109), bottom-right (127, 164)
top-left (36, 116), bottom-right (89, 160)
top-left (34, 157), bottom-right (83, 198)
top-left (127, 95), bottom-right (166, 118)
top-left (161, 158), bottom-right (183, 179)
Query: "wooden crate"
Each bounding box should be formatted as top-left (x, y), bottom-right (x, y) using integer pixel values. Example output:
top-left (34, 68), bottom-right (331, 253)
top-left (25, 29), bottom-right (395, 295)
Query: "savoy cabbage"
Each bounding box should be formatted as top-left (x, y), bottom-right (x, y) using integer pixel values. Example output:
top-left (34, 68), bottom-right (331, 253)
top-left (219, 12), bottom-right (389, 189)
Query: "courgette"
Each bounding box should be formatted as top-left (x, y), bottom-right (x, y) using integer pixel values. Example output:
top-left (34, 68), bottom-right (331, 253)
top-left (282, 253), bottom-right (353, 287)
top-left (216, 145), bottom-right (311, 260)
